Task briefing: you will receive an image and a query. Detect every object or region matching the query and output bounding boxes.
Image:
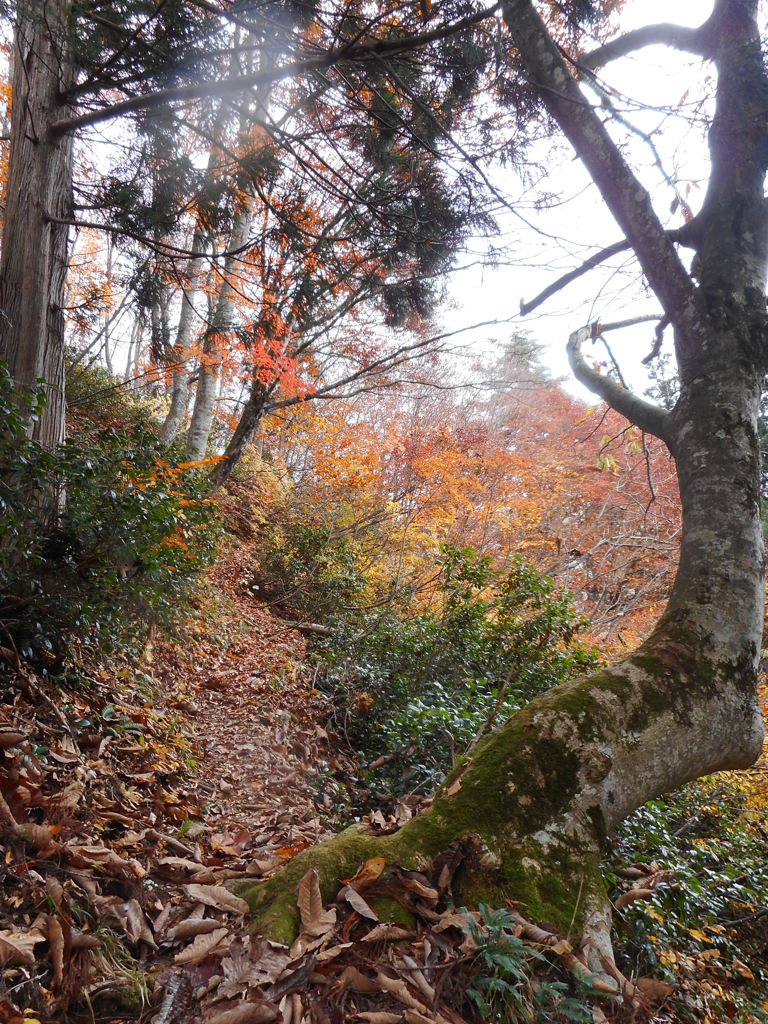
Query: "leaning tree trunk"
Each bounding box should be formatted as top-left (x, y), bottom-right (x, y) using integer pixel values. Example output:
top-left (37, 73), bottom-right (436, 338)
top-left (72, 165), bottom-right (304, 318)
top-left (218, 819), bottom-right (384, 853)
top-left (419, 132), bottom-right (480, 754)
top-left (242, 353), bottom-right (765, 968)
top-left (242, 0), bottom-right (768, 971)
top-left (207, 377), bottom-right (271, 489)
top-left (0, 0), bottom-right (74, 446)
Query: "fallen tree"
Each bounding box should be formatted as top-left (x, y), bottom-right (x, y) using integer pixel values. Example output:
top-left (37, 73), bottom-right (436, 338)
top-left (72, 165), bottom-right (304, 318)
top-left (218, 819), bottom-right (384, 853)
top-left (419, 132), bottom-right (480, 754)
top-left (240, 0), bottom-right (768, 974)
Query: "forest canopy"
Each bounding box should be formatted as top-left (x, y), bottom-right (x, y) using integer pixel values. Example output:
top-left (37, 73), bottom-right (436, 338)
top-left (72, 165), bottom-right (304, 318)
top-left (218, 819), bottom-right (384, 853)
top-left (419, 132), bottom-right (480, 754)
top-left (1, 1), bottom-right (768, 1022)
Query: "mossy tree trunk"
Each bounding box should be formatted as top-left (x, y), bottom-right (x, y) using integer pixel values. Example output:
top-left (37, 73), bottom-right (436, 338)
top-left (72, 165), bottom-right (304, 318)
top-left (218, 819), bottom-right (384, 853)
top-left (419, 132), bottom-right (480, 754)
top-left (242, 0), bottom-right (768, 964)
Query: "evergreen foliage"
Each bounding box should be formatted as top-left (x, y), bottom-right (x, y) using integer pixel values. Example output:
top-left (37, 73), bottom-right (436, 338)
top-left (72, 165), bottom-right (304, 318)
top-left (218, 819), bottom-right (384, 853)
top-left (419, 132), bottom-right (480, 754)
top-left (0, 364), bottom-right (219, 667)
top-left (258, 532), bottom-right (597, 796)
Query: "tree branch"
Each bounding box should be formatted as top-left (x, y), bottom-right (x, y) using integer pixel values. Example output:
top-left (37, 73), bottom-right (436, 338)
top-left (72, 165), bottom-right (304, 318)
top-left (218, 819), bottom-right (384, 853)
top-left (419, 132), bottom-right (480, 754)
top-left (520, 239), bottom-right (631, 315)
top-left (501, 0), bottom-right (696, 328)
top-left (579, 20), bottom-right (712, 71)
top-left (49, 3), bottom-right (501, 138)
top-left (520, 221), bottom-right (700, 317)
top-left (45, 215), bottom-right (257, 262)
top-left (567, 326), bottom-right (671, 443)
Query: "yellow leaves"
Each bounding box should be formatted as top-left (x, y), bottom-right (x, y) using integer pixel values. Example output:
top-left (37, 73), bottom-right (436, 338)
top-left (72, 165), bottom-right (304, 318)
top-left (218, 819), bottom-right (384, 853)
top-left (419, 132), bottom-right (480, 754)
top-left (342, 856), bottom-right (386, 892)
top-left (687, 928), bottom-right (714, 944)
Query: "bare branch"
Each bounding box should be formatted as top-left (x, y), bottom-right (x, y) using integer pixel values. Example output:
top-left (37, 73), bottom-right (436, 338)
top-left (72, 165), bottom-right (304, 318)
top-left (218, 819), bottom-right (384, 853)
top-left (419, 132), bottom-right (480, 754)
top-left (502, 0), bottom-right (696, 326)
top-left (579, 20), bottom-right (712, 71)
top-left (642, 317), bottom-right (669, 365)
top-left (520, 239), bottom-right (631, 316)
top-left (598, 314), bottom-right (665, 333)
top-left (520, 223), bottom-right (699, 317)
top-left (567, 326), bottom-right (671, 443)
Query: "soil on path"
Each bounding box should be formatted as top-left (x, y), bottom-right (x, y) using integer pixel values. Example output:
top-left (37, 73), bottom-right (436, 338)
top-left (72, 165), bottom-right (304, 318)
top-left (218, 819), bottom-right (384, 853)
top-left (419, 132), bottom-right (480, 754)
top-left (170, 540), bottom-right (342, 858)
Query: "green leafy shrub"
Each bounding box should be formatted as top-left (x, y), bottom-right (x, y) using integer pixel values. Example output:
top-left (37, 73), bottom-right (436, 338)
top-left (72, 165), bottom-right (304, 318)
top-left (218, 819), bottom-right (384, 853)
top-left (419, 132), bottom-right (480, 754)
top-left (0, 366), bottom-right (219, 665)
top-left (607, 775), bottom-right (768, 1022)
top-left (309, 546), bottom-right (598, 796)
top-left (257, 523), bottom-right (367, 621)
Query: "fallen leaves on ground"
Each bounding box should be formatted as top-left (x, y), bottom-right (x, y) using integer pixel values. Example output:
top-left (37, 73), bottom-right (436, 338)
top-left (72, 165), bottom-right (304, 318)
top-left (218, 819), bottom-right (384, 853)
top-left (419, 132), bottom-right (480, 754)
top-left (0, 539), bottom-right (733, 1024)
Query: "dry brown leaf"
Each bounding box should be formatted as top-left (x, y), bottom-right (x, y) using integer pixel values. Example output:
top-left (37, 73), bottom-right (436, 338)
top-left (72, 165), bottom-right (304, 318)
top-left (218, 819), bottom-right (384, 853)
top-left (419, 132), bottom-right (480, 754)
top-left (296, 869), bottom-right (336, 938)
top-left (15, 822), bottom-right (55, 850)
top-left (246, 857), bottom-right (277, 876)
top-left (174, 926), bottom-right (229, 965)
top-left (0, 730), bottom-right (26, 749)
top-left (206, 1003), bottom-right (278, 1024)
top-left (289, 931), bottom-right (329, 960)
top-left (395, 801), bottom-right (412, 827)
top-left (392, 870), bottom-right (439, 907)
top-left (185, 883), bottom-right (249, 915)
top-left (338, 966), bottom-right (380, 994)
top-left (635, 977), bottom-right (676, 1001)
top-left (367, 810), bottom-right (391, 832)
top-left (218, 940), bottom-right (291, 995)
top-left (362, 924), bottom-right (413, 943)
top-left (400, 954), bottom-right (435, 1005)
top-left (376, 971), bottom-right (428, 1013)
top-left (444, 778), bottom-right (461, 797)
top-left (48, 915), bottom-right (65, 988)
top-left (315, 942), bottom-right (353, 963)
top-left (339, 885), bottom-right (379, 922)
top-left (614, 887), bottom-right (654, 911)
top-left (0, 927), bottom-right (46, 966)
top-left (168, 918), bottom-right (224, 941)
top-left (431, 912), bottom-right (470, 934)
top-left (0, 788), bottom-right (18, 827)
top-left (157, 855), bottom-right (208, 879)
top-left (154, 903), bottom-right (173, 935)
top-left (403, 1012), bottom-right (437, 1024)
top-left (343, 857), bottom-right (386, 892)
top-left (125, 899), bottom-right (146, 943)
top-left (290, 993), bottom-right (302, 1024)
top-left (70, 930), bottom-right (101, 950)
top-left (56, 780), bottom-right (84, 812)
top-left (45, 875), bottom-right (65, 910)
top-left (95, 897), bottom-right (156, 948)
top-left (70, 843), bottom-right (133, 874)
top-left (354, 1015), bottom-right (402, 1024)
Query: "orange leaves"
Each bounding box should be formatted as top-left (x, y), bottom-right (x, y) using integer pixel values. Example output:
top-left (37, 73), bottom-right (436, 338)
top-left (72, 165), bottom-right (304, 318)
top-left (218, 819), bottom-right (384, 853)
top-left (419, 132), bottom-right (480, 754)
top-left (264, 343), bottom-right (680, 647)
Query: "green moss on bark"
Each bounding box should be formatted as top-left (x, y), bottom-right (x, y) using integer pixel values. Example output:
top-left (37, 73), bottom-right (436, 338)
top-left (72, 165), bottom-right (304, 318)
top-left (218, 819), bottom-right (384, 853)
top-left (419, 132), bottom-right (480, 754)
top-left (240, 616), bottom-right (758, 947)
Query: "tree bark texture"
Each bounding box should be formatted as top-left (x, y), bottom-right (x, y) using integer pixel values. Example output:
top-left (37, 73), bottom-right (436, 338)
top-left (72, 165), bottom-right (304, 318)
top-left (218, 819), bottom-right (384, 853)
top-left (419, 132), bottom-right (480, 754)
top-left (186, 207), bottom-right (253, 460)
top-left (0, 0), bottom-right (74, 446)
top-left (243, 0), bottom-right (768, 965)
top-left (207, 377), bottom-right (271, 489)
top-left (159, 228), bottom-right (208, 445)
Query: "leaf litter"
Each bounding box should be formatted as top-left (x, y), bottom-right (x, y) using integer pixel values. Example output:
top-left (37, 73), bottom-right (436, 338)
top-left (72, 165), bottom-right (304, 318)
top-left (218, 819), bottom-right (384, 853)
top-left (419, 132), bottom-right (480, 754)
top-left (0, 542), bottom-right (691, 1023)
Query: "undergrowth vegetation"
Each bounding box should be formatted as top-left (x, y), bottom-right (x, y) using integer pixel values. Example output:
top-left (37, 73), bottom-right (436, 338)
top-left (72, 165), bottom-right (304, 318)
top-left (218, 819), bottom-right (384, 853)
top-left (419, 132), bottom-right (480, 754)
top-left (256, 500), bottom-right (768, 1021)
top-left (1, 362), bottom-right (766, 1022)
top-left (0, 363), bottom-right (219, 669)
top-left (258, 524), bottom-right (598, 797)
top-left (608, 771), bottom-right (768, 1022)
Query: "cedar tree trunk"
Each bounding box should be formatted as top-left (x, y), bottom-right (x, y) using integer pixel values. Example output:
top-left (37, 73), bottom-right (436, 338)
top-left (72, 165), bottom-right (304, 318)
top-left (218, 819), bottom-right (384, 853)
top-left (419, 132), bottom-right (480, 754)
top-left (241, 0), bottom-right (768, 969)
top-left (0, 0), bottom-right (74, 446)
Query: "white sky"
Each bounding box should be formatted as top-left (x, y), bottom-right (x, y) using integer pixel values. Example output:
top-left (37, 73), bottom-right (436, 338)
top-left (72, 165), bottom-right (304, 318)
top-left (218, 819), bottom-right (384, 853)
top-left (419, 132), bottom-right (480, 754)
top-left (450, 0), bottom-right (715, 400)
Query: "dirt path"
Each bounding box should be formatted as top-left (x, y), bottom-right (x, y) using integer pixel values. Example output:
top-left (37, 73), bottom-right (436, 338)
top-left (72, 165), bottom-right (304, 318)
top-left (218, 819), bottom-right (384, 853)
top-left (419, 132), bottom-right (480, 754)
top-left (181, 545), bottom-right (339, 859)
